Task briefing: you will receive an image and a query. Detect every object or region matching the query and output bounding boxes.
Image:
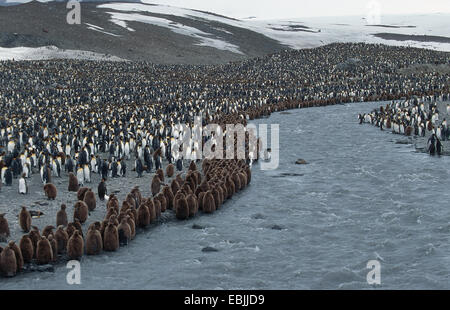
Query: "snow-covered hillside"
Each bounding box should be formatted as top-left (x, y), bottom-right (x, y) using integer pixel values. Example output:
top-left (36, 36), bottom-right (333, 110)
top-left (98, 2), bottom-right (450, 51)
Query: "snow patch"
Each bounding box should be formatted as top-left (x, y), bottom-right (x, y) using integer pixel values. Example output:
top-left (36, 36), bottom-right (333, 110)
top-left (105, 11), bottom-right (243, 54)
top-left (0, 46), bottom-right (126, 61)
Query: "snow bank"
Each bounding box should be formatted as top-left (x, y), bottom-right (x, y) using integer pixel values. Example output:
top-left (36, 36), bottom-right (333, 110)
top-left (0, 46), bottom-right (126, 61)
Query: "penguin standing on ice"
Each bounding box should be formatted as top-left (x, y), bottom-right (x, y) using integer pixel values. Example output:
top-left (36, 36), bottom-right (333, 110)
top-left (98, 178), bottom-right (107, 201)
top-left (5, 168), bottom-right (12, 186)
top-left (101, 160), bottom-right (108, 180)
top-left (66, 155), bottom-right (74, 173)
top-left (120, 159), bottom-right (126, 177)
top-left (428, 134), bottom-right (436, 156)
top-left (436, 137), bottom-right (443, 156)
top-left (111, 160), bottom-right (118, 178)
top-left (77, 165), bottom-right (85, 186)
top-left (144, 146), bottom-right (153, 173)
top-left (176, 157), bottom-right (183, 172)
top-left (19, 173), bottom-right (27, 194)
top-left (40, 164), bottom-right (49, 184)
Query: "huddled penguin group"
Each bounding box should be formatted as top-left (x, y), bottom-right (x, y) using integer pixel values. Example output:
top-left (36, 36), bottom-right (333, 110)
top-left (0, 107), bottom-right (257, 278)
top-left (360, 98), bottom-right (450, 155)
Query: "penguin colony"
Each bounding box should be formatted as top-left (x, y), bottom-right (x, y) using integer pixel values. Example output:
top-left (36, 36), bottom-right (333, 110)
top-left (0, 117), bottom-right (254, 277)
top-left (0, 43), bottom-right (449, 277)
top-left (360, 98), bottom-right (450, 155)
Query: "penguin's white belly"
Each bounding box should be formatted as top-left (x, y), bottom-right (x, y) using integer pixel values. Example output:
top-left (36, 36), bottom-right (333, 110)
top-left (19, 179), bottom-right (27, 194)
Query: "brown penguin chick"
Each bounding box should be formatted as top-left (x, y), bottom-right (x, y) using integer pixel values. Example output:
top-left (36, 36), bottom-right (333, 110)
top-left (108, 214), bottom-right (119, 227)
top-left (212, 188), bottom-right (221, 210)
top-left (175, 196), bottom-right (189, 220)
top-left (165, 163), bottom-right (174, 178)
top-left (8, 241), bottom-right (23, 272)
top-left (194, 170), bottom-right (202, 184)
top-left (0, 213), bottom-right (10, 238)
top-left (86, 226), bottom-right (103, 255)
top-left (130, 187), bottom-right (142, 206)
top-left (103, 222), bottom-right (119, 251)
top-left (19, 206), bottom-right (31, 232)
top-left (19, 234), bottom-right (34, 263)
top-left (186, 194), bottom-right (198, 217)
top-left (42, 225), bottom-right (55, 238)
top-left (55, 226), bottom-right (69, 254)
top-left (244, 166), bottom-right (251, 184)
top-left (220, 183), bottom-right (228, 201)
top-left (226, 176), bottom-right (235, 198)
top-left (107, 196), bottom-right (119, 213)
top-left (202, 191), bottom-right (216, 213)
top-left (175, 174), bottom-right (184, 186)
top-left (47, 235), bottom-right (58, 261)
top-left (117, 218), bottom-right (131, 246)
top-left (136, 204), bottom-right (150, 228)
top-left (181, 184), bottom-right (193, 196)
top-left (197, 192), bottom-right (206, 211)
top-left (238, 172), bottom-right (247, 190)
top-left (100, 220), bottom-right (108, 238)
top-left (153, 199), bottom-right (161, 219)
top-left (173, 192), bottom-right (185, 211)
top-left (171, 179), bottom-right (181, 194)
top-left (117, 211), bottom-right (127, 224)
top-left (121, 200), bottom-right (132, 213)
top-left (36, 236), bottom-right (53, 264)
top-left (88, 221), bottom-right (102, 231)
top-left (77, 187), bottom-right (89, 201)
top-left (73, 201), bottom-right (88, 224)
top-left (232, 173), bottom-right (241, 191)
top-left (126, 214), bottom-right (136, 240)
top-left (199, 179), bottom-right (210, 193)
top-left (124, 194), bottom-right (135, 209)
top-left (185, 174), bottom-right (196, 192)
top-left (162, 186), bottom-right (174, 210)
top-left (156, 168), bottom-right (164, 182)
top-left (29, 226), bottom-right (41, 256)
top-left (202, 159), bottom-right (210, 172)
top-left (127, 208), bottom-right (136, 223)
top-left (83, 189), bottom-right (96, 212)
top-left (151, 174), bottom-right (161, 197)
top-left (156, 193), bottom-right (167, 212)
top-left (71, 219), bottom-right (84, 237)
top-left (105, 208), bottom-right (118, 221)
top-left (186, 171), bottom-right (197, 188)
top-left (65, 223), bottom-right (76, 239)
top-left (0, 244), bottom-right (17, 277)
top-left (67, 230), bottom-right (84, 259)
top-left (68, 172), bottom-right (79, 192)
top-left (56, 204), bottom-right (68, 227)
top-left (43, 183), bottom-right (57, 200)
top-left (189, 160), bottom-right (197, 171)
top-left (146, 199), bottom-right (156, 223)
